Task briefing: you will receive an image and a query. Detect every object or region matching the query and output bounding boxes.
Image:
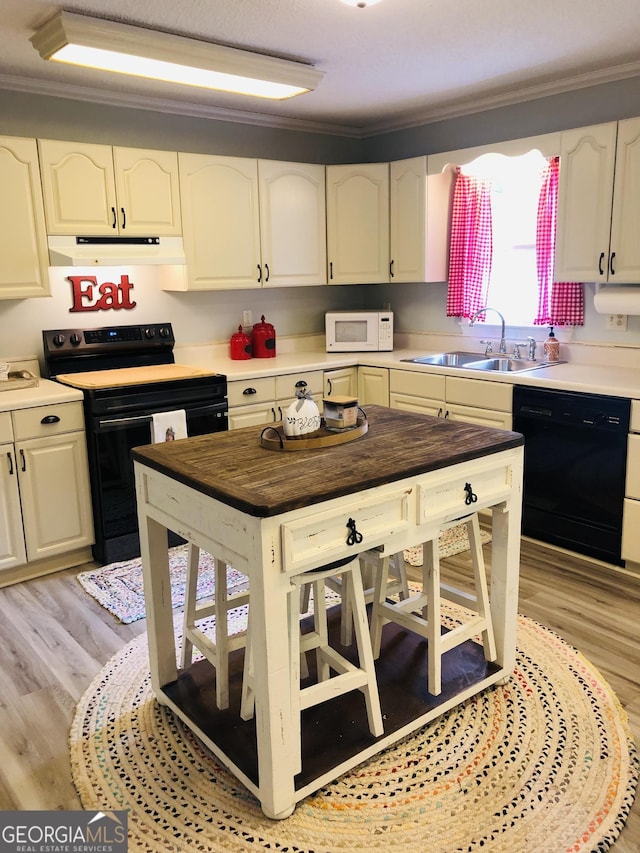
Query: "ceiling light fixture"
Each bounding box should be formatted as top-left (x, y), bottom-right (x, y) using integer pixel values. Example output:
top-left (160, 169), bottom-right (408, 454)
top-left (340, 0), bottom-right (383, 7)
top-left (30, 11), bottom-right (324, 100)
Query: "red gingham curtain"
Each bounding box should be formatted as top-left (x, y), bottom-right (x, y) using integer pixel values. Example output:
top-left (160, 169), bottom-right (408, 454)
top-left (534, 156), bottom-right (584, 326)
top-left (446, 167), bottom-right (493, 319)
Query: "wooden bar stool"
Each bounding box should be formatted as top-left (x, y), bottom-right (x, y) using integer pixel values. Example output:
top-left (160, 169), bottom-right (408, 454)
top-left (180, 544), bottom-right (250, 710)
top-left (301, 552), bottom-right (409, 646)
top-left (370, 513), bottom-right (496, 696)
top-left (241, 555), bottom-right (384, 768)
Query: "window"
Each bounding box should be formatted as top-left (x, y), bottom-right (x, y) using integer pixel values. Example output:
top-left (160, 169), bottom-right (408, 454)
top-left (447, 150), bottom-right (583, 327)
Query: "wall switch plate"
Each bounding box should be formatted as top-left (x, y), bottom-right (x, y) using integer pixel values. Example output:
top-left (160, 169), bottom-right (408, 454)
top-left (242, 310), bottom-right (252, 327)
top-left (606, 313), bottom-right (628, 331)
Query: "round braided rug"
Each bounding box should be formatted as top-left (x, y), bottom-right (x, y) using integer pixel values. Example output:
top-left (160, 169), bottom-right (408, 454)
top-left (70, 612), bottom-right (638, 853)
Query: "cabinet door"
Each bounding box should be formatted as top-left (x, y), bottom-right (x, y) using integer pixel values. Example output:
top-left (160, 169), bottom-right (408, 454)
top-left (0, 444), bottom-right (26, 572)
top-left (390, 156), bottom-right (427, 283)
top-left (0, 136), bottom-right (50, 299)
top-left (446, 404), bottom-right (512, 430)
top-left (179, 153), bottom-right (261, 290)
top-left (609, 117), bottom-right (640, 283)
top-left (228, 403), bottom-right (277, 430)
top-left (113, 147), bottom-right (182, 236)
top-left (554, 122), bottom-right (617, 282)
top-left (389, 368), bottom-right (446, 416)
top-left (326, 163), bottom-right (389, 284)
top-left (324, 367), bottom-right (358, 398)
top-left (357, 366), bottom-right (389, 406)
top-left (38, 139), bottom-right (117, 235)
top-left (389, 391), bottom-right (444, 417)
top-left (258, 160), bottom-right (326, 286)
top-left (17, 432), bottom-right (94, 561)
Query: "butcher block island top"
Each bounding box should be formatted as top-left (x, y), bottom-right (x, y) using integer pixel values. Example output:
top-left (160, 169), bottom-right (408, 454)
top-left (131, 404), bottom-right (524, 517)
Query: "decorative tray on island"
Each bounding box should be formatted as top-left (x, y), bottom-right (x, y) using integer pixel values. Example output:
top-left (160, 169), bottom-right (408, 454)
top-left (260, 413), bottom-right (368, 451)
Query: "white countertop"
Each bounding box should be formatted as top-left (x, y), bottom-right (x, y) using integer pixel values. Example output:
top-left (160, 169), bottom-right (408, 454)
top-left (3, 341), bottom-right (640, 413)
top-left (0, 377), bottom-right (84, 412)
top-left (179, 342), bottom-right (640, 400)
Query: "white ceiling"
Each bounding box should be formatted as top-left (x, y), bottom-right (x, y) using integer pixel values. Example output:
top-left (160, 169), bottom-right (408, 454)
top-left (2, 0), bottom-right (640, 137)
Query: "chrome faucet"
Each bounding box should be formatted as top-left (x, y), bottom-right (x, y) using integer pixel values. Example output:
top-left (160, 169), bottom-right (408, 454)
top-left (469, 306), bottom-right (507, 354)
top-left (526, 336), bottom-right (537, 361)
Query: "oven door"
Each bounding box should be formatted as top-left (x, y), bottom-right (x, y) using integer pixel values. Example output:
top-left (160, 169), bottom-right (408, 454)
top-left (88, 400), bottom-right (227, 564)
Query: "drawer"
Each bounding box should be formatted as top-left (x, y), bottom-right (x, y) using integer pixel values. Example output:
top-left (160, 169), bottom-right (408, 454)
top-left (281, 485), bottom-right (413, 574)
top-left (630, 400), bottom-right (640, 433)
top-left (0, 411), bottom-right (13, 443)
top-left (227, 376), bottom-right (276, 407)
top-left (417, 457), bottom-right (514, 525)
top-left (275, 371), bottom-right (323, 400)
top-left (445, 377), bottom-right (512, 412)
top-left (390, 368), bottom-right (446, 400)
top-left (12, 402), bottom-right (84, 440)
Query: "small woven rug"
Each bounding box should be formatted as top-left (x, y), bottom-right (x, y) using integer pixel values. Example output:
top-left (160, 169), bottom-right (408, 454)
top-left (70, 606), bottom-right (638, 852)
top-left (77, 545), bottom-right (248, 624)
top-left (403, 523), bottom-right (491, 567)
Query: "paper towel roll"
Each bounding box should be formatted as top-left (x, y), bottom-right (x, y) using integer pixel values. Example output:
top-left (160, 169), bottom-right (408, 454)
top-left (593, 286), bottom-right (640, 315)
top-left (151, 409), bottom-right (187, 443)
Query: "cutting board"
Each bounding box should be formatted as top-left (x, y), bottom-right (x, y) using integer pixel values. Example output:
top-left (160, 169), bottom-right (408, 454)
top-left (56, 364), bottom-right (218, 389)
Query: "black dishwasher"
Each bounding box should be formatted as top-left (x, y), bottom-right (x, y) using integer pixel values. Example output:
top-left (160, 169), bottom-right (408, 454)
top-left (513, 386), bottom-right (630, 565)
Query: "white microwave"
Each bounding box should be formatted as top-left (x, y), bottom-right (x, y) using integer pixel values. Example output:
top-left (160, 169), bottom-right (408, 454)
top-left (325, 310), bottom-right (394, 352)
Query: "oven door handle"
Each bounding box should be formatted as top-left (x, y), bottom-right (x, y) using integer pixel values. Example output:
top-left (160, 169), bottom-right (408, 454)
top-left (97, 414), bottom-right (154, 429)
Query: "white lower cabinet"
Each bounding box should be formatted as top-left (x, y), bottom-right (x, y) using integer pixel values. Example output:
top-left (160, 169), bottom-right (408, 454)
top-left (389, 370), bottom-right (513, 429)
top-left (358, 366), bottom-right (390, 406)
top-left (0, 403), bottom-right (94, 577)
top-left (227, 372), bottom-right (324, 430)
top-left (324, 366), bottom-right (358, 399)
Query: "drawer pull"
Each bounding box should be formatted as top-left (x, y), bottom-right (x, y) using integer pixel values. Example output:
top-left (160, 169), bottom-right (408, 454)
top-left (41, 414), bottom-right (61, 425)
top-left (294, 380), bottom-right (308, 388)
top-left (346, 517), bottom-right (363, 546)
top-left (243, 387), bottom-right (257, 396)
top-left (464, 482), bottom-right (478, 505)
top-left (6, 451), bottom-right (13, 476)
top-left (20, 449), bottom-right (26, 472)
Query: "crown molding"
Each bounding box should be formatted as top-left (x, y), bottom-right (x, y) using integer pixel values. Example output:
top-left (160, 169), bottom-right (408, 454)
top-left (1, 58), bottom-right (640, 140)
top-left (0, 73), bottom-right (363, 138)
top-left (363, 59), bottom-right (640, 136)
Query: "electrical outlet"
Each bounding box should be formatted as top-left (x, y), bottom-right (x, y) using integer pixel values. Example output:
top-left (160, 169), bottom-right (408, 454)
top-left (242, 310), bottom-right (252, 327)
top-left (606, 313), bottom-right (628, 331)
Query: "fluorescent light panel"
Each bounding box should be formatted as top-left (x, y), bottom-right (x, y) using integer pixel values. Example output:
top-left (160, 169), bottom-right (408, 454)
top-left (30, 11), bottom-right (324, 100)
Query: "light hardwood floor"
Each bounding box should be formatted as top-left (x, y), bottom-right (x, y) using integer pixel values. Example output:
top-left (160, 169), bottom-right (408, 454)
top-left (0, 537), bottom-right (638, 852)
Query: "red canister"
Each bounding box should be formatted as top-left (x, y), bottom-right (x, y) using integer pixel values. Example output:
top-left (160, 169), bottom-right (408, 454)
top-left (229, 325), bottom-right (252, 360)
top-left (251, 314), bottom-right (276, 358)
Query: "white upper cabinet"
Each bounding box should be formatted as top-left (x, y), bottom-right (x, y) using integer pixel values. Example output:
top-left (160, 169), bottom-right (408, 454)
top-left (390, 156), bottom-right (426, 283)
top-left (326, 163), bottom-right (390, 284)
top-left (178, 153), bottom-right (261, 290)
top-left (38, 139), bottom-right (181, 236)
top-left (0, 136), bottom-right (50, 299)
top-left (609, 117), bottom-right (640, 283)
top-left (177, 154), bottom-right (326, 290)
top-left (555, 119), bottom-right (640, 282)
top-left (390, 157), bottom-right (455, 283)
top-left (258, 160), bottom-right (327, 287)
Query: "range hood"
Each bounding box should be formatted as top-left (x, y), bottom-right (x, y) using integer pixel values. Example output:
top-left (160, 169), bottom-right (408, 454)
top-left (48, 235), bottom-right (186, 266)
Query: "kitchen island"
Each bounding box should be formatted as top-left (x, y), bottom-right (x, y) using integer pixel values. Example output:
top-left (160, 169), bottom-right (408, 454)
top-left (132, 405), bottom-right (524, 819)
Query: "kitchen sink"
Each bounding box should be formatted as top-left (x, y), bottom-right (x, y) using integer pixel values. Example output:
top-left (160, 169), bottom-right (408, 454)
top-left (401, 351), bottom-right (486, 367)
top-left (400, 352), bottom-right (566, 373)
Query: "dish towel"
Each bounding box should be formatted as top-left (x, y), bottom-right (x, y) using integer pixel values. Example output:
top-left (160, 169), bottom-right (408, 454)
top-left (151, 409), bottom-right (187, 443)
